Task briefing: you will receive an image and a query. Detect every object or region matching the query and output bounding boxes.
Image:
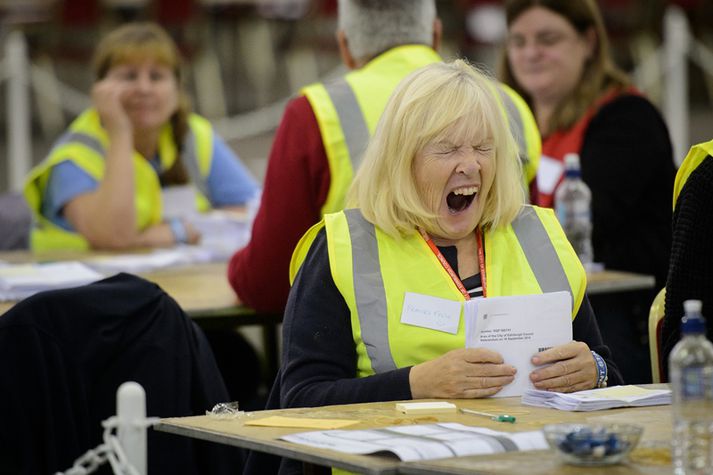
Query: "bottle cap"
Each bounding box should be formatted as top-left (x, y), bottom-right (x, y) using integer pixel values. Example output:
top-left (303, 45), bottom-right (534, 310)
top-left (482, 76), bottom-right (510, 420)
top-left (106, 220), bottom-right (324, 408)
top-left (681, 300), bottom-right (705, 335)
top-left (564, 153), bottom-right (580, 168)
top-left (563, 153), bottom-right (581, 177)
top-left (684, 299), bottom-right (703, 314)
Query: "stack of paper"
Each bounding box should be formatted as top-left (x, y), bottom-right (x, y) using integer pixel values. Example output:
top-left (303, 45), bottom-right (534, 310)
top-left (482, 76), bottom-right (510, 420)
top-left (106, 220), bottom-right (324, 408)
top-left (85, 248), bottom-right (214, 274)
top-left (188, 211), bottom-right (252, 261)
top-left (0, 261), bottom-right (104, 301)
top-left (522, 385), bottom-right (671, 411)
top-left (280, 422), bottom-right (548, 462)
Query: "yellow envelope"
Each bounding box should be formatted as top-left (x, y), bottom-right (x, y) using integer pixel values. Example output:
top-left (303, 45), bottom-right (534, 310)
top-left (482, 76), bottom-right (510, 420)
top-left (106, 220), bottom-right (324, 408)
top-left (244, 416), bottom-right (359, 429)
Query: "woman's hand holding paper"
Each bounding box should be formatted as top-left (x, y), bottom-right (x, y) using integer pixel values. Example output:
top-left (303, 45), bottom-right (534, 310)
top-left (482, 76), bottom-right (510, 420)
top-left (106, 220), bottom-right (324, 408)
top-left (529, 341), bottom-right (598, 393)
top-left (410, 348), bottom-right (517, 399)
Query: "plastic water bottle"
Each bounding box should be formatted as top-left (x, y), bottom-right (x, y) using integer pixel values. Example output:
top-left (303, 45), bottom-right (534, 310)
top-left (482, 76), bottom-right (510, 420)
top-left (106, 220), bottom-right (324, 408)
top-left (554, 153), bottom-right (593, 268)
top-left (669, 300), bottom-right (713, 475)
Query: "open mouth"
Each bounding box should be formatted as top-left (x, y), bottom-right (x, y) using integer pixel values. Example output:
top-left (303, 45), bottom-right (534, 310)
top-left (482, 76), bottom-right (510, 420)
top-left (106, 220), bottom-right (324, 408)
top-left (446, 186), bottom-right (478, 214)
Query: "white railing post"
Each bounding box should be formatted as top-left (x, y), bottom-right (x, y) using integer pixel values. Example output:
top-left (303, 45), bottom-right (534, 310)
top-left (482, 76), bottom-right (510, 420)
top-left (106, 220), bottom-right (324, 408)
top-left (663, 5), bottom-right (690, 166)
top-left (117, 381), bottom-right (148, 475)
top-left (5, 29), bottom-right (32, 191)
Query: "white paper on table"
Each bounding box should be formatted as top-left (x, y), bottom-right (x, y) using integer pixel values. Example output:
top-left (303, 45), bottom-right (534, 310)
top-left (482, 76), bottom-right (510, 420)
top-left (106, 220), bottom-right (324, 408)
top-left (85, 247), bottom-right (216, 274)
top-left (86, 250), bottom-right (189, 273)
top-left (188, 210), bottom-right (252, 260)
top-left (280, 423), bottom-right (548, 462)
top-left (161, 185), bottom-right (198, 219)
top-left (522, 385), bottom-right (672, 411)
top-left (464, 291), bottom-right (572, 398)
top-left (0, 261), bottom-right (104, 300)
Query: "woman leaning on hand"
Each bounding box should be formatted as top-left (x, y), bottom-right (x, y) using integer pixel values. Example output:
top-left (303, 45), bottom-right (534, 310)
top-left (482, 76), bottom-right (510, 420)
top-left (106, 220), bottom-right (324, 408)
top-left (276, 60), bottom-right (622, 412)
top-left (24, 22), bottom-right (258, 251)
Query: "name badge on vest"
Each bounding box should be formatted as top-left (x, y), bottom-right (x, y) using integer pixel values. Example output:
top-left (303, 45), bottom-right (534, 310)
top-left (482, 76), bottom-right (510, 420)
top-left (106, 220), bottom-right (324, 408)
top-left (400, 292), bottom-right (461, 334)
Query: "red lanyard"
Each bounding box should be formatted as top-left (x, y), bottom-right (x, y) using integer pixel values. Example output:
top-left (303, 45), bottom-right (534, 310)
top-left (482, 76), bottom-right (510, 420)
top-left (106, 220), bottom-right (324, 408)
top-left (419, 228), bottom-right (488, 299)
top-left (476, 228), bottom-right (487, 297)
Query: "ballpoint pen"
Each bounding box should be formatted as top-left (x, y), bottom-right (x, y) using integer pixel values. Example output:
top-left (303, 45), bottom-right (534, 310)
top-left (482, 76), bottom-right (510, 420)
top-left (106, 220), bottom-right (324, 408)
top-left (459, 408), bottom-right (516, 423)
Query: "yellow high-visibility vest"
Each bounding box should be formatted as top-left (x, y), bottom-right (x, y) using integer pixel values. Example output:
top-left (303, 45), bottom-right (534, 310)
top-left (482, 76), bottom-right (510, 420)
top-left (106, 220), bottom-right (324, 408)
top-left (291, 206), bottom-right (585, 378)
top-left (673, 139), bottom-right (713, 208)
top-left (24, 109), bottom-right (214, 250)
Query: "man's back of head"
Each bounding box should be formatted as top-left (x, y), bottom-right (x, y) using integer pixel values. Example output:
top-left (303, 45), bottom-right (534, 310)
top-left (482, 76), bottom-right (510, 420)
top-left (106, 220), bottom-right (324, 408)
top-left (338, 0), bottom-right (436, 65)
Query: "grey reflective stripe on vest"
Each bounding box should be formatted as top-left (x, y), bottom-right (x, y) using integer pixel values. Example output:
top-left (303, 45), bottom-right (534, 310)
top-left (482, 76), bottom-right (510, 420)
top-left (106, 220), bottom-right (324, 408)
top-left (52, 130), bottom-right (209, 198)
top-left (182, 129), bottom-right (209, 199)
top-left (511, 207), bottom-right (573, 301)
top-left (344, 208), bottom-right (398, 373)
top-left (495, 86), bottom-right (527, 167)
top-left (324, 79), bottom-right (370, 171)
top-left (52, 131), bottom-right (105, 156)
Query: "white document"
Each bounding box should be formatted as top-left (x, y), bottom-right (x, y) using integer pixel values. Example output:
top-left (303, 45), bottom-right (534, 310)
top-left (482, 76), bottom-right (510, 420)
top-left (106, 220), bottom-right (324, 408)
top-left (280, 423), bottom-right (547, 462)
top-left (0, 262), bottom-right (104, 301)
top-left (86, 249), bottom-right (191, 274)
top-left (85, 247), bottom-right (215, 274)
top-left (188, 210), bottom-right (252, 260)
top-left (464, 291), bottom-right (572, 398)
top-left (400, 292), bottom-right (461, 334)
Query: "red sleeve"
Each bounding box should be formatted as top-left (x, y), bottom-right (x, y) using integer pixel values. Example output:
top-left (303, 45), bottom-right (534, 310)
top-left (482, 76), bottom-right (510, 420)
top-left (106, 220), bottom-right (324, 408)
top-left (227, 96), bottom-right (331, 313)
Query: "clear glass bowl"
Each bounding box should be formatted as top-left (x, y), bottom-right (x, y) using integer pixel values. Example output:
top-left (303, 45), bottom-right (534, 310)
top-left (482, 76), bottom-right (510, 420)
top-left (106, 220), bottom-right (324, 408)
top-left (543, 423), bottom-right (643, 466)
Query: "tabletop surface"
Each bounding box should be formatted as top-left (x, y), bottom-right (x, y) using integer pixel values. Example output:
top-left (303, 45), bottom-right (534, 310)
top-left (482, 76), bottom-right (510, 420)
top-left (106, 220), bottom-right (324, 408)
top-left (0, 247), bottom-right (655, 317)
top-left (156, 388), bottom-right (672, 475)
top-left (586, 270), bottom-right (656, 295)
top-left (0, 260), bottom-right (242, 316)
top-left (0, 250), bottom-right (245, 318)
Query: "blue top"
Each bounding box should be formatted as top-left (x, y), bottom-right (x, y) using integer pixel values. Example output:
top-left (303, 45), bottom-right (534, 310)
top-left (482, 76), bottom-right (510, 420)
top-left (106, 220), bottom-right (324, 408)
top-left (42, 134), bottom-right (259, 231)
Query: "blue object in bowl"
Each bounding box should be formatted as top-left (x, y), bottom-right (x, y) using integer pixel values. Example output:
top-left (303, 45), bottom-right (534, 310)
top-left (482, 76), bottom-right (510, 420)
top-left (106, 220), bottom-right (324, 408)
top-left (543, 423), bottom-right (643, 466)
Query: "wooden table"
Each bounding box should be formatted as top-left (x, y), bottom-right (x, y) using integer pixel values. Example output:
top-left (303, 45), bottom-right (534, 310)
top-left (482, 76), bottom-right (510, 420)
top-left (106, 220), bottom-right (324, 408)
top-left (0, 259), bottom-right (236, 315)
top-left (587, 270), bottom-right (656, 295)
top-left (156, 389), bottom-right (672, 475)
top-left (0, 253), bottom-right (250, 320)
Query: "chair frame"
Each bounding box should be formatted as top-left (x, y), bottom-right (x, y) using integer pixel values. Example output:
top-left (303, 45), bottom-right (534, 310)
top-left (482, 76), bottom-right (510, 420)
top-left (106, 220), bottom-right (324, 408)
top-left (648, 288), bottom-right (666, 383)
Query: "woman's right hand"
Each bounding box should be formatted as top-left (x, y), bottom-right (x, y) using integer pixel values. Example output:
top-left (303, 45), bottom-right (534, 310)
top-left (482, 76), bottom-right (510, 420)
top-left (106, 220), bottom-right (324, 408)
top-left (409, 348), bottom-right (516, 399)
top-left (91, 77), bottom-right (132, 137)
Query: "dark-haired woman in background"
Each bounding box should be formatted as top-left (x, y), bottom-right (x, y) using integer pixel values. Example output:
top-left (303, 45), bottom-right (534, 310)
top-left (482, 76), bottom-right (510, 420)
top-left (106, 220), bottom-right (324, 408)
top-left (500, 0), bottom-right (676, 383)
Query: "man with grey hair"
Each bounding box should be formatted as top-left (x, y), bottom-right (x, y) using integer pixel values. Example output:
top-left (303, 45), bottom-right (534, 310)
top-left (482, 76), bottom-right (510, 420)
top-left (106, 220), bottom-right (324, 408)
top-left (337, 0), bottom-right (437, 66)
top-left (228, 0), bottom-right (539, 316)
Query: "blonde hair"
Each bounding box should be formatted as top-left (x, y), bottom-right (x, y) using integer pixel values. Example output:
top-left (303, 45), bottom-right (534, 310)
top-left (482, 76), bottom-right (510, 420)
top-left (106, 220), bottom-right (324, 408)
top-left (348, 59), bottom-right (524, 238)
top-left (499, 0), bottom-right (630, 134)
top-left (92, 22), bottom-right (192, 185)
